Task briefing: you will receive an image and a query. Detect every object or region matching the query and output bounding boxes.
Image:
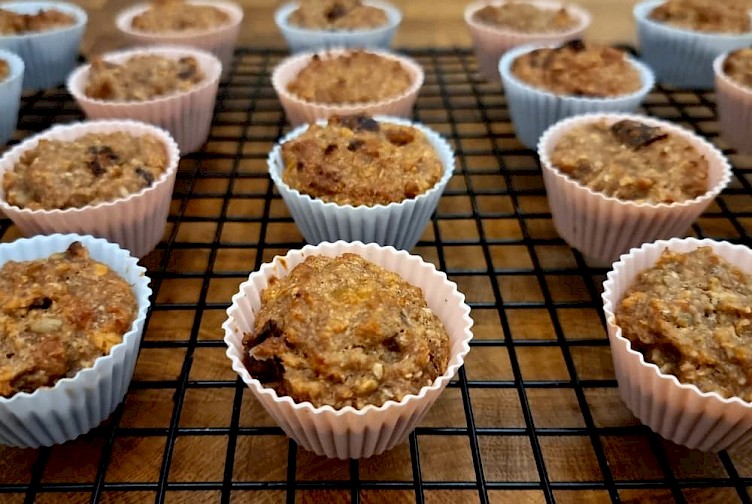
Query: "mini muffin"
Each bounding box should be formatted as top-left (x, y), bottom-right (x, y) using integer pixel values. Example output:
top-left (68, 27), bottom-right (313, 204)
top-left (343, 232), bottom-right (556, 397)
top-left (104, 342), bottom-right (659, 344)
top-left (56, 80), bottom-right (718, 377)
top-left (272, 48), bottom-right (424, 126)
top-left (0, 49), bottom-right (24, 146)
top-left (634, 0), bottom-right (752, 88)
top-left (714, 48), bottom-right (752, 154)
top-left (223, 241), bottom-right (473, 459)
top-left (464, 0), bottom-right (591, 82)
top-left (0, 233), bottom-right (151, 447)
top-left (603, 238), bottom-right (752, 451)
top-left (130, 0), bottom-right (231, 32)
top-left (537, 113), bottom-right (731, 264)
top-left (67, 46), bottom-right (222, 154)
top-left (268, 115), bottom-right (454, 250)
top-left (0, 1), bottom-right (87, 89)
top-left (288, 0), bottom-right (388, 30)
top-left (500, 41), bottom-right (654, 148)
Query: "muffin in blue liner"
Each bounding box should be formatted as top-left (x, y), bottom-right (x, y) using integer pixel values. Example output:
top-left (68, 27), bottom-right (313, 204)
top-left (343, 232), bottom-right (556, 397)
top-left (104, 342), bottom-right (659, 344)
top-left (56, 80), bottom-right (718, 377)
top-left (0, 48), bottom-right (23, 145)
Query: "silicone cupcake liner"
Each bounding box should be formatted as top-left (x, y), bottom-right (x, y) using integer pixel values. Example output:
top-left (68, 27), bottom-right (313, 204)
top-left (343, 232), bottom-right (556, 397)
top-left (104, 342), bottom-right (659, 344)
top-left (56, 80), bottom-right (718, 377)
top-left (115, 0), bottom-right (242, 76)
top-left (603, 238), bottom-right (752, 451)
top-left (634, 0), bottom-right (752, 89)
top-left (714, 52), bottom-right (752, 154)
top-left (67, 46), bottom-right (222, 154)
top-left (0, 233), bottom-right (151, 448)
top-left (499, 43), bottom-right (655, 148)
top-left (275, 0), bottom-right (402, 53)
top-left (268, 116), bottom-right (454, 249)
top-left (0, 49), bottom-right (24, 145)
top-left (537, 113), bottom-right (732, 264)
top-left (271, 48), bottom-right (424, 126)
top-left (0, 120), bottom-right (180, 258)
top-left (464, 0), bottom-right (591, 83)
top-left (223, 241), bottom-right (474, 459)
top-left (0, 1), bottom-right (87, 90)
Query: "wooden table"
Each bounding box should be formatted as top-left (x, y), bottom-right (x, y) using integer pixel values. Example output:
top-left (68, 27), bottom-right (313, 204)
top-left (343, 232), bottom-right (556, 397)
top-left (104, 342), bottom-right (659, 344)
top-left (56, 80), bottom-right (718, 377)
top-left (2, 2), bottom-right (752, 504)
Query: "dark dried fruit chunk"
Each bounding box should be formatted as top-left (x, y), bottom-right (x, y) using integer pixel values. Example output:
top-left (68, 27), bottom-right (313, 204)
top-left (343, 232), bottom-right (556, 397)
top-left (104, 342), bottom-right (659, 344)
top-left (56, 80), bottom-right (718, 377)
top-left (243, 321), bottom-right (286, 384)
top-left (87, 145), bottom-right (119, 176)
top-left (610, 120), bottom-right (669, 150)
top-left (29, 297), bottom-right (52, 310)
top-left (386, 129), bottom-right (415, 146)
top-left (135, 166), bottom-right (155, 186)
top-left (347, 139), bottom-right (365, 151)
top-left (562, 39), bottom-right (586, 52)
top-left (325, 2), bottom-right (347, 22)
top-left (177, 58), bottom-right (197, 80)
top-left (324, 144), bottom-right (337, 155)
top-left (65, 241), bottom-right (86, 259)
top-left (338, 115), bottom-right (380, 133)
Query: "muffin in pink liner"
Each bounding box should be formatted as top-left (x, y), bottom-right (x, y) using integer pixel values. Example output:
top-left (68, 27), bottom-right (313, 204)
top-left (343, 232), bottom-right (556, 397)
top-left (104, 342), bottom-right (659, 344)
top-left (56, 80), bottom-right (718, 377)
top-left (537, 113), bottom-right (731, 265)
top-left (115, 0), bottom-right (242, 76)
top-left (223, 241), bottom-right (474, 459)
top-left (464, 0), bottom-right (591, 83)
top-left (271, 48), bottom-right (424, 127)
top-left (714, 50), bottom-right (752, 154)
top-left (0, 233), bottom-right (151, 447)
top-left (603, 238), bottom-right (752, 451)
top-left (66, 46), bottom-right (222, 154)
top-left (268, 115), bottom-right (454, 250)
top-left (0, 120), bottom-right (180, 258)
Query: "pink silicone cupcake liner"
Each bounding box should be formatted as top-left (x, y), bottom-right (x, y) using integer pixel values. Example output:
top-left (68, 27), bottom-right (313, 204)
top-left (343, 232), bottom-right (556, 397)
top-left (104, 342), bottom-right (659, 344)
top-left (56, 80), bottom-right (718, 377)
top-left (714, 51), bottom-right (752, 154)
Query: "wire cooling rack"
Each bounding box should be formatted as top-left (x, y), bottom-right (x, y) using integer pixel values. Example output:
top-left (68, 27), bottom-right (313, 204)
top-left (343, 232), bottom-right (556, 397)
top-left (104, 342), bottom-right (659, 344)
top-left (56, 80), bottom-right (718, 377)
top-left (1, 48), bottom-right (751, 504)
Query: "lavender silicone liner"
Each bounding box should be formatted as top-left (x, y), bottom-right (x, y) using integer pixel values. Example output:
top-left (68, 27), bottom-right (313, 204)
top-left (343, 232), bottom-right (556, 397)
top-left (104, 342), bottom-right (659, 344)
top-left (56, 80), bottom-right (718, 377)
top-left (537, 113), bottom-right (732, 264)
top-left (267, 116), bottom-right (455, 250)
top-left (223, 241), bottom-right (474, 459)
top-left (0, 1), bottom-right (87, 90)
top-left (0, 233), bottom-right (151, 448)
top-left (0, 120), bottom-right (180, 258)
top-left (0, 49), bottom-right (24, 145)
top-left (499, 43), bottom-right (655, 149)
top-left (66, 46), bottom-right (222, 154)
top-left (714, 51), bottom-right (752, 154)
top-left (275, 0), bottom-right (402, 53)
top-left (634, 0), bottom-right (752, 89)
top-left (464, 0), bottom-right (591, 83)
top-left (602, 238), bottom-right (752, 451)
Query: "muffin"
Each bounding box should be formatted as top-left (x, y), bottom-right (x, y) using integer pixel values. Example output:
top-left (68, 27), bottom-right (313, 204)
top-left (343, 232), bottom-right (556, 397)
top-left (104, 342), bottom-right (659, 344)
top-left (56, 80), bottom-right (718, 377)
top-left (634, 0), bottom-right (752, 89)
top-left (272, 48), bottom-right (424, 126)
top-left (499, 41), bottom-right (655, 148)
top-left (603, 238), bottom-right (752, 451)
top-left (0, 120), bottom-right (180, 258)
top-left (464, 0), bottom-right (591, 82)
top-left (0, 233), bottom-right (151, 447)
top-left (115, 0), bottom-right (243, 75)
top-left (275, 0), bottom-right (402, 53)
top-left (223, 241), bottom-right (474, 459)
top-left (67, 46), bottom-right (222, 154)
top-left (537, 113), bottom-right (731, 264)
top-left (714, 49), bottom-right (752, 154)
top-left (0, 49), bottom-right (23, 146)
top-left (268, 115), bottom-right (454, 250)
top-left (0, 1), bottom-right (87, 90)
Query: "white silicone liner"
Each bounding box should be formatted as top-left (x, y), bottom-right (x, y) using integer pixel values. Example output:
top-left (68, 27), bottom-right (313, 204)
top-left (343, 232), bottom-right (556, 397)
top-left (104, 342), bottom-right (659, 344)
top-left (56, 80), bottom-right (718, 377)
top-left (0, 120), bottom-right (180, 258)
top-left (223, 241), bottom-right (474, 459)
top-left (115, 0), bottom-right (243, 76)
top-left (268, 116), bottom-right (454, 250)
top-left (271, 48), bottom-right (424, 126)
top-left (537, 113), bottom-right (732, 265)
top-left (0, 233), bottom-right (151, 448)
top-left (275, 0), bottom-right (402, 53)
top-left (0, 49), bottom-right (24, 145)
top-left (464, 0), bottom-right (591, 83)
top-left (0, 1), bottom-right (87, 90)
top-left (603, 238), bottom-right (752, 451)
top-left (634, 0), bottom-right (752, 89)
top-left (714, 51), bottom-right (752, 154)
top-left (67, 46), bottom-right (222, 154)
top-left (499, 43), bottom-right (655, 148)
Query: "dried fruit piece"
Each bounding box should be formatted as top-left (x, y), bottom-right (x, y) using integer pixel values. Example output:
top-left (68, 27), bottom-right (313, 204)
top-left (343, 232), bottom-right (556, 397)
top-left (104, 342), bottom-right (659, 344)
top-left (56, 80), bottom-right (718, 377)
top-left (610, 120), bottom-right (669, 150)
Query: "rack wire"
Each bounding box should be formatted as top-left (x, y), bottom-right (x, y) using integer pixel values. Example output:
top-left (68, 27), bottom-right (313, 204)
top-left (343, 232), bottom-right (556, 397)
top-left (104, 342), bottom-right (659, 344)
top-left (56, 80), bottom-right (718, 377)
top-left (1, 47), bottom-right (751, 504)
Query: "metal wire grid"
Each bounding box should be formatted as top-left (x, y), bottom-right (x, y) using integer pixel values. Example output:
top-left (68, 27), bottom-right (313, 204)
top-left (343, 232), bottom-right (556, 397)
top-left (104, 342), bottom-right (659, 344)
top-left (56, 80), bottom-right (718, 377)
top-left (0, 48), bottom-right (751, 504)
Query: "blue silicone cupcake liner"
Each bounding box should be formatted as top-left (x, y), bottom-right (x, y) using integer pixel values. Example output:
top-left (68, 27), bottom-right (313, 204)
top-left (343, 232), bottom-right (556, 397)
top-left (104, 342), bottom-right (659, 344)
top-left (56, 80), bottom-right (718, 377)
top-left (0, 49), bottom-right (23, 145)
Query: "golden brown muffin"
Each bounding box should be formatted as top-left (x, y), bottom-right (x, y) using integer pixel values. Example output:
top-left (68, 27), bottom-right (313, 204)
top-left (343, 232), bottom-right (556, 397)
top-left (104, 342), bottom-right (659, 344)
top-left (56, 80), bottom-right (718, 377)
top-left (131, 0), bottom-right (230, 32)
top-left (723, 48), bottom-right (752, 89)
top-left (0, 59), bottom-right (8, 83)
top-left (0, 7), bottom-right (76, 35)
top-left (288, 0), bottom-right (388, 30)
top-left (649, 0), bottom-right (751, 33)
top-left (472, 2), bottom-right (578, 32)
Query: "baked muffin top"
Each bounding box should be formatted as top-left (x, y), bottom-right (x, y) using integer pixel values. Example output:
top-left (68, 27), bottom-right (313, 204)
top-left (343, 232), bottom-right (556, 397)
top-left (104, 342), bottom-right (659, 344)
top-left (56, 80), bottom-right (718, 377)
top-left (723, 48), bottom-right (752, 89)
top-left (616, 247), bottom-right (752, 402)
top-left (84, 55), bottom-right (205, 101)
top-left (550, 119), bottom-right (708, 204)
top-left (286, 50), bottom-right (413, 104)
top-left (288, 0), bottom-right (388, 30)
top-left (131, 0), bottom-right (231, 32)
top-left (472, 2), bottom-right (578, 33)
top-left (281, 115), bottom-right (444, 206)
top-left (0, 242), bottom-right (137, 398)
top-left (511, 40), bottom-right (643, 97)
top-left (3, 132), bottom-right (168, 210)
top-left (0, 7), bottom-right (76, 35)
top-left (648, 0), bottom-right (751, 33)
top-left (242, 253), bottom-right (451, 410)
top-left (0, 59), bottom-right (8, 83)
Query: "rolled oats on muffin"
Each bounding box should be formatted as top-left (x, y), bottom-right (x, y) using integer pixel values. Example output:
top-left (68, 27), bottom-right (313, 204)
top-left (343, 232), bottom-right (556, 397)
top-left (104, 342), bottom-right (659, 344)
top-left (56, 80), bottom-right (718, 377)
top-left (472, 1), bottom-right (578, 33)
top-left (0, 7), bottom-right (76, 35)
top-left (130, 0), bottom-right (231, 32)
top-left (288, 0), bottom-right (388, 30)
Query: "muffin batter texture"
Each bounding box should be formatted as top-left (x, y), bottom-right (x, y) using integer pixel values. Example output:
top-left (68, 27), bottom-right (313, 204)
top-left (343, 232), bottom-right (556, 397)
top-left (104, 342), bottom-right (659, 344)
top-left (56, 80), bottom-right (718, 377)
top-left (648, 0), bottom-right (751, 33)
top-left (0, 7), bottom-right (76, 35)
top-left (472, 2), bottom-right (577, 33)
top-left (288, 0), bottom-right (388, 30)
top-left (131, 0), bottom-right (230, 32)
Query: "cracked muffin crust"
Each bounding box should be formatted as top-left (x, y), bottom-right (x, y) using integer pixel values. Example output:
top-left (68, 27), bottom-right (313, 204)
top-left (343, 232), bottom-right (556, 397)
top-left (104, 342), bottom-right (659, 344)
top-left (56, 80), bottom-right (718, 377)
top-left (242, 253), bottom-right (451, 410)
top-left (131, 0), bottom-right (231, 32)
top-left (472, 2), bottom-right (578, 33)
top-left (648, 0), bottom-right (751, 34)
top-left (0, 242), bottom-right (137, 398)
top-left (0, 7), bottom-right (76, 35)
top-left (288, 0), bottom-right (388, 30)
